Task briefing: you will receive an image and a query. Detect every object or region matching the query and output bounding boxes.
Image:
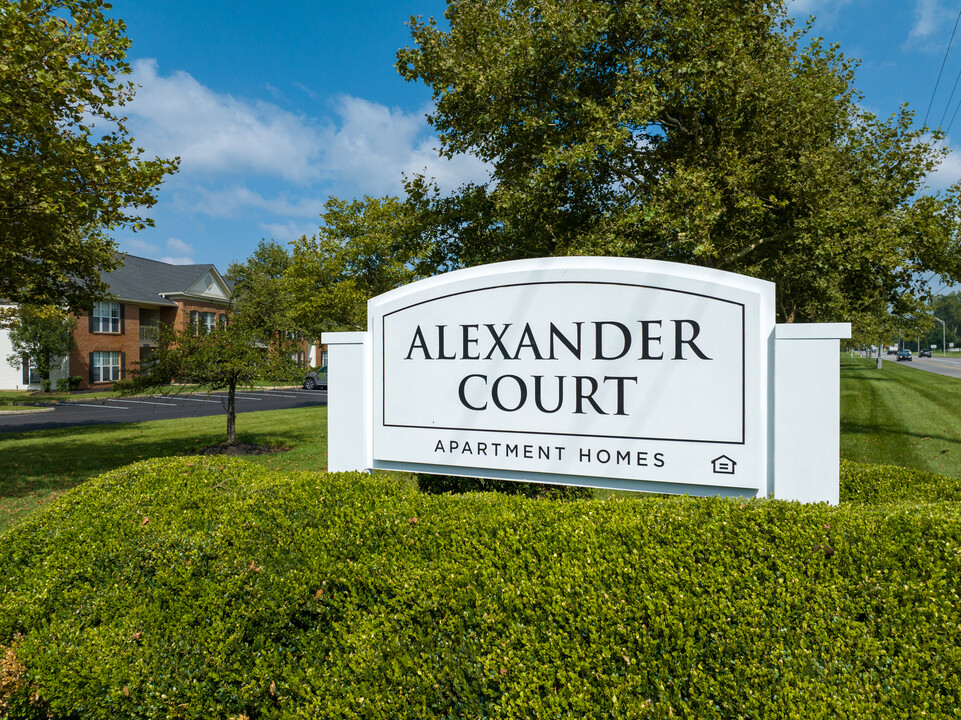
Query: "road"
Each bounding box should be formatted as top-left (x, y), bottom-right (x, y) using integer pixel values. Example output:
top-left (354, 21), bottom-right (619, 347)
top-left (0, 388), bottom-right (327, 434)
top-left (880, 354), bottom-right (961, 381)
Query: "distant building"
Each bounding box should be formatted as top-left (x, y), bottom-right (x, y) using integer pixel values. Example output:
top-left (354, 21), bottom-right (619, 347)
top-left (0, 255), bottom-right (323, 390)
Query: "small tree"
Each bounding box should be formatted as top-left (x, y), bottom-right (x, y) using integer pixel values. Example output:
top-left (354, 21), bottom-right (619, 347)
top-left (5, 305), bottom-right (75, 390)
top-left (124, 318), bottom-right (300, 445)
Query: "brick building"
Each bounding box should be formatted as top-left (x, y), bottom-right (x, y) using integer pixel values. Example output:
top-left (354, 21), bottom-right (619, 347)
top-left (1, 254), bottom-right (323, 390)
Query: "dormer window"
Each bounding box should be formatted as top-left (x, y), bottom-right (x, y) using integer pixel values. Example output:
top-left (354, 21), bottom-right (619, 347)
top-left (92, 301), bottom-right (121, 333)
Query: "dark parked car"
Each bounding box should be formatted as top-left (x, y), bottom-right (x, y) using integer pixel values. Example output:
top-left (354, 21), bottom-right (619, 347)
top-left (919, 348), bottom-right (932, 358)
top-left (303, 366), bottom-right (328, 390)
top-left (896, 349), bottom-right (912, 361)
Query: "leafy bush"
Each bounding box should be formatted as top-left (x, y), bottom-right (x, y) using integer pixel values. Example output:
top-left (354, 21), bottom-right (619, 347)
top-left (417, 472), bottom-right (592, 499)
top-left (840, 459), bottom-right (961, 504)
top-left (55, 378), bottom-right (70, 393)
top-left (1, 457), bottom-right (960, 718)
top-left (38, 379), bottom-right (50, 393)
top-left (69, 376), bottom-right (82, 391)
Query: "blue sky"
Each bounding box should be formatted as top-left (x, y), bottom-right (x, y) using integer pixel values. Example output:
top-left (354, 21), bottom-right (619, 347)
top-left (110, 0), bottom-right (961, 283)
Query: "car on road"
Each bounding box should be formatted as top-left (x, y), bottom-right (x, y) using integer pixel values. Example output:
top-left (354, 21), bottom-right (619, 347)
top-left (896, 349), bottom-right (913, 361)
top-left (303, 366), bottom-right (328, 390)
top-left (920, 349), bottom-right (932, 358)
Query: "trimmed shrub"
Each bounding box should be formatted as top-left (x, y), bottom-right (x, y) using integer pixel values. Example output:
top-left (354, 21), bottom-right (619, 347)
top-left (69, 376), bottom-right (82, 391)
top-left (417, 472), bottom-right (592, 499)
top-left (1, 457), bottom-right (960, 718)
top-left (55, 378), bottom-right (70, 393)
top-left (841, 459), bottom-right (961, 504)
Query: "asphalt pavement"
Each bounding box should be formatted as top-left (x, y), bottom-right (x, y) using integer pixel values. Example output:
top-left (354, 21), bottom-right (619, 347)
top-left (878, 354), bottom-right (961, 381)
top-left (0, 388), bottom-right (327, 434)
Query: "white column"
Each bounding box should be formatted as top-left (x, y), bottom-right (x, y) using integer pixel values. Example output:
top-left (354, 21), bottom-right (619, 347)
top-left (321, 331), bottom-right (371, 473)
top-left (772, 322), bottom-right (851, 504)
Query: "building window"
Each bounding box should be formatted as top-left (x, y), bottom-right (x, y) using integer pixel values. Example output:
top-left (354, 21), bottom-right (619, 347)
top-left (23, 356), bottom-right (43, 384)
top-left (189, 310), bottom-right (217, 334)
top-left (92, 351), bottom-right (121, 382)
top-left (92, 301), bottom-right (120, 333)
top-left (321, 350), bottom-right (328, 367)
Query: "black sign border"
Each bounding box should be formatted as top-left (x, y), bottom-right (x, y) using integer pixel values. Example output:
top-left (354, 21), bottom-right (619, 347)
top-left (379, 280), bottom-right (747, 445)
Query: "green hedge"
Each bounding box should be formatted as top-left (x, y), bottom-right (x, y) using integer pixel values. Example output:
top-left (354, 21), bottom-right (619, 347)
top-left (1, 457), bottom-right (960, 718)
top-left (840, 459), bottom-right (961, 504)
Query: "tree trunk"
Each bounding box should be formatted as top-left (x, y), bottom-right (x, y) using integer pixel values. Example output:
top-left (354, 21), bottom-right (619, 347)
top-left (227, 379), bottom-right (237, 444)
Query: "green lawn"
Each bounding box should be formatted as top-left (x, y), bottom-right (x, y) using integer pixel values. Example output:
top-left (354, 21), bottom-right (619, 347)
top-left (2, 356), bottom-right (960, 532)
top-left (840, 356), bottom-right (961, 476)
top-left (0, 382), bottom-right (303, 407)
top-left (0, 406), bottom-right (328, 532)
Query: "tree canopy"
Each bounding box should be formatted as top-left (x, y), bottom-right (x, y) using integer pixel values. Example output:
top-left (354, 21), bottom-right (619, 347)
top-left (226, 240), bottom-right (298, 340)
top-left (0, 0), bottom-right (177, 310)
top-left (395, 0), bottom-right (961, 324)
top-left (287, 196), bottom-right (422, 335)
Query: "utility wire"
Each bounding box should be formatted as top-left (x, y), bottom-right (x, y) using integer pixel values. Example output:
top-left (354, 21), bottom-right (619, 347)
top-left (938, 66), bottom-right (961, 130)
top-left (923, 4), bottom-right (961, 129)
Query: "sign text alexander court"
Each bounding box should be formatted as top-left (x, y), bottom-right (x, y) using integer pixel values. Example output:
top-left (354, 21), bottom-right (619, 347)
top-left (404, 319), bottom-right (712, 416)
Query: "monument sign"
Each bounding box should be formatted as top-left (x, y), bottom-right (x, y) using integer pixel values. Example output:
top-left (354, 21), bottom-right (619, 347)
top-left (324, 258), bottom-right (850, 503)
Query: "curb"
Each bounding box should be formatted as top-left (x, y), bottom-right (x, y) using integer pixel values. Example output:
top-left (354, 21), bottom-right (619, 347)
top-left (0, 406), bottom-right (56, 416)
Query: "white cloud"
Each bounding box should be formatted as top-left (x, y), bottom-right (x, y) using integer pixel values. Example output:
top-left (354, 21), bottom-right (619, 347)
top-left (120, 237), bottom-right (159, 256)
top-left (126, 59), bottom-right (324, 182)
top-left (186, 186), bottom-right (326, 219)
top-left (258, 221), bottom-right (317, 242)
top-left (160, 238), bottom-right (195, 265)
top-left (124, 61), bottom-right (489, 199)
top-left (322, 95), bottom-right (491, 196)
top-left (927, 143), bottom-right (961, 189)
top-left (908, 0), bottom-right (954, 45)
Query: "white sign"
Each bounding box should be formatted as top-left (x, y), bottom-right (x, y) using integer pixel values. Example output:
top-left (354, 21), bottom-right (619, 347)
top-left (324, 258), bottom-right (850, 503)
top-left (367, 259), bottom-right (773, 492)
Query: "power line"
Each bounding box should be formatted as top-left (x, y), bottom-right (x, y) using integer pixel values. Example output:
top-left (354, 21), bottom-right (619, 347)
top-left (923, 4), bottom-right (961, 129)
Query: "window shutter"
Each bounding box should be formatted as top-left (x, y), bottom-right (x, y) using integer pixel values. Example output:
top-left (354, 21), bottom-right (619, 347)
top-left (120, 304), bottom-right (125, 335)
top-left (89, 353), bottom-right (95, 384)
top-left (120, 352), bottom-right (126, 380)
top-left (22, 356), bottom-right (29, 385)
top-left (88, 308), bottom-right (94, 333)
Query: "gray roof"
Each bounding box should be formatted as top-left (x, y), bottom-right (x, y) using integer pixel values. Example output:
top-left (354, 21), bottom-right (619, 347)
top-left (103, 254), bottom-right (231, 306)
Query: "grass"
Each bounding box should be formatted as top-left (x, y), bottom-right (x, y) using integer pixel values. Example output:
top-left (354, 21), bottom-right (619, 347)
top-left (2, 355), bottom-right (960, 532)
top-left (840, 356), bottom-right (961, 476)
top-left (0, 381), bottom-right (303, 408)
top-left (0, 406), bottom-right (328, 532)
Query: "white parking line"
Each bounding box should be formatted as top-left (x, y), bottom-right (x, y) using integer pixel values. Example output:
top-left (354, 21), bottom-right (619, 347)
top-left (66, 403), bottom-right (129, 410)
top-left (157, 395), bottom-right (222, 403)
top-left (107, 398), bottom-right (178, 407)
top-left (233, 391), bottom-right (286, 398)
top-left (224, 394), bottom-right (263, 401)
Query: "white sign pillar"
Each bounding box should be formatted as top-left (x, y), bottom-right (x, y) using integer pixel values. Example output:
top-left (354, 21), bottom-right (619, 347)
top-left (772, 323), bottom-right (851, 504)
top-left (322, 331), bottom-right (371, 473)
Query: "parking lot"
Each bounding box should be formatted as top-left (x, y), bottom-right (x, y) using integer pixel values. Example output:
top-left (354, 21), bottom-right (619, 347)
top-left (0, 387), bottom-right (327, 433)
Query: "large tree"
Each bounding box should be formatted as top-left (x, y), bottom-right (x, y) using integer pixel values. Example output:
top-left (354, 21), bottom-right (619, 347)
top-left (287, 196), bottom-right (422, 335)
top-left (396, 0), bottom-right (961, 323)
top-left (0, 0), bottom-right (177, 310)
top-left (226, 240), bottom-right (298, 340)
